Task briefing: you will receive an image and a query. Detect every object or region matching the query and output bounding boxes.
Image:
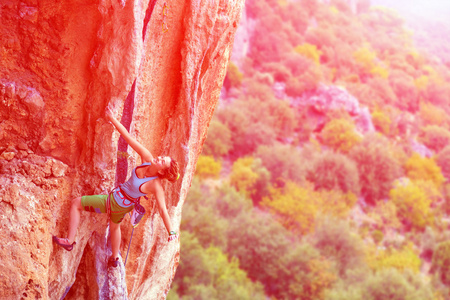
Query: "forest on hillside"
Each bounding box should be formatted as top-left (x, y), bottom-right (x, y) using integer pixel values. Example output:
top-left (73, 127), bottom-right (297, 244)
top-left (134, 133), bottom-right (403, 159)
top-left (168, 0), bottom-right (450, 299)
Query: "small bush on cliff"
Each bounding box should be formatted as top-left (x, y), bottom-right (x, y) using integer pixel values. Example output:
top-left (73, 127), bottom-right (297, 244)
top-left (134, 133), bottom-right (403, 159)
top-left (223, 62), bottom-right (243, 90)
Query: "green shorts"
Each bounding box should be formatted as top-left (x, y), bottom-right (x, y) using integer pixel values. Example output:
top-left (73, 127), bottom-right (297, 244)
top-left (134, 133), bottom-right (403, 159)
top-left (81, 194), bottom-right (134, 224)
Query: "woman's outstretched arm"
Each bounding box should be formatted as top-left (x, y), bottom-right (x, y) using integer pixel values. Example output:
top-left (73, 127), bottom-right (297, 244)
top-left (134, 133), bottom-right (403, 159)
top-left (106, 107), bottom-right (153, 163)
top-left (154, 184), bottom-right (176, 236)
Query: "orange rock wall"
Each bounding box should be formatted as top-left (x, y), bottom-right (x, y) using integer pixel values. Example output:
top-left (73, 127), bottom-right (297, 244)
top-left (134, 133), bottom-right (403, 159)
top-left (0, 0), bottom-right (244, 299)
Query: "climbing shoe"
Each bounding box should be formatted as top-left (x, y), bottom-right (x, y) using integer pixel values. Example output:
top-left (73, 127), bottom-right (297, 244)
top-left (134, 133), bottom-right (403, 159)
top-left (52, 236), bottom-right (76, 251)
top-left (108, 256), bottom-right (119, 268)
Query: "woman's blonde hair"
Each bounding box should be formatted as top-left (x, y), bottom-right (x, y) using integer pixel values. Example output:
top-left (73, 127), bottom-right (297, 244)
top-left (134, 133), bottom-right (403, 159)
top-left (160, 158), bottom-right (179, 182)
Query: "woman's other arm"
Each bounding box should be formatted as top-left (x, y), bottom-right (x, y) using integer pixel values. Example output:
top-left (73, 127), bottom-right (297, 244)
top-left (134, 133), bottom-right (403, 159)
top-left (154, 184), bottom-right (176, 237)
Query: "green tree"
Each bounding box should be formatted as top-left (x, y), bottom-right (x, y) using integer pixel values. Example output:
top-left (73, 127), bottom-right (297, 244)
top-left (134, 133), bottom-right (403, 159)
top-left (436, 145), bottom-right (450, 180)
top-left (169, 231), bottom-right (267, 300)
top-left (306, 150), bottom-right (360, 195)
top-left (431, 241), bottom-right (450, 286)
top-left (325, 269), bottom-right (433, 300)
top-left (314, 217), bottom-right (365, 276)
top-left (350, 136), bottom-right (401, 205)
top-left (361, 269), bottom-right (433, 300)
top-left (226, 211), bottom-right (336, 299)
top-left (418, 125), bottom-right (450, 153)
top-left (389, 69), bottom-right (419, 112)
top-left (181, 179), bottom-right (253, 248)
top-left (261, 62), bottom-right (292, 82)
top-left (202, 119), bottom-right (232, 158)
top-left (181, 180), bottom-right (229, 248)
top-left (255, 143), bottom-right (306, 186)
top-left (215, 80), bottom-right (296, 156)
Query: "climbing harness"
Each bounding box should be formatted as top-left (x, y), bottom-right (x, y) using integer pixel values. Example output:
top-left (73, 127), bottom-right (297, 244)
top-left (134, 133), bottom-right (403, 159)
top-left (107, 188), bottom-right (146, 267)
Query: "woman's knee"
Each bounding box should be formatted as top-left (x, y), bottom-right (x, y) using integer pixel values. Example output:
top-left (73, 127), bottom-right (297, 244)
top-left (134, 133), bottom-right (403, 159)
top-left (71, 197), bottom-right (82, 211)
top-left (110, 220), bottom-right (121, 231)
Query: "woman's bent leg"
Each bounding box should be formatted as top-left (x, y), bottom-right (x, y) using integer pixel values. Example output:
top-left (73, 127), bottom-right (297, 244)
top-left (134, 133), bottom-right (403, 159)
top-left (67, 197), bottom-right (82, 243)
top-left (110, 220), bottom-right (121, 259)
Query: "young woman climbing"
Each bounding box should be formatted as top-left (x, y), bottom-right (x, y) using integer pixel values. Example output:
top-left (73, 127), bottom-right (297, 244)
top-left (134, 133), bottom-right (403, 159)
top-left (53, 107), bottom-right (180, 268)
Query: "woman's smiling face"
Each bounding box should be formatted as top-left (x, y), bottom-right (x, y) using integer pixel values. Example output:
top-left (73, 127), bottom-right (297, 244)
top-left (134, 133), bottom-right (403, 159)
top-left (152, 156), bottom-right (171, 171)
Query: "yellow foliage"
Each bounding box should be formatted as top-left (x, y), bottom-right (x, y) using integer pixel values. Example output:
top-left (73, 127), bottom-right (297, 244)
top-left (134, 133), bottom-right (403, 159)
top-left (195, 155), bottom-right (222, 179)
top-left (225, 62), bottom-right (243, 89)
top-left (353, 47), bottom-right (376, 71)
top-left (262, 182), bottom-right (317, 234)
top-left (329, 6), bottom-right (339, 15)
top-left (405, 153), bottom-right (445, 188)
top-left (366, 244), bottom-right (421, 272)
top-left (390, 180), bottom-right (433, 230)
top-left (262, 181), bottom-right (356, 234)
top-left (354, 46), bottom-right (390, 78)
top-left (320, 119), bottom-right (362, 153)
top-left (372, 109), bottom-right (391, 135)
top-left (230, 157), bottom-right (259, 197)
top-left (294, 43), bottom-right (322, 64)
top-left (414, 75), bottom-right (429, 91)
top-left (414, 180), bottom-right (442, 204)
top-left (370, 65), bottom-right (389, 79)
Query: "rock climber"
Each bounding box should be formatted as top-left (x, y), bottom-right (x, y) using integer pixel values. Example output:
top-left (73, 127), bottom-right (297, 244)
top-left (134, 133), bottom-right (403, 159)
top-left (52, 107), bottom-right (180, 268)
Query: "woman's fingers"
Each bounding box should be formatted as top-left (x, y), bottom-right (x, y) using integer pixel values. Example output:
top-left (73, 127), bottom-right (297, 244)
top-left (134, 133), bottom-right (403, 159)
top-left (105, 104), bottom-right (115, 119)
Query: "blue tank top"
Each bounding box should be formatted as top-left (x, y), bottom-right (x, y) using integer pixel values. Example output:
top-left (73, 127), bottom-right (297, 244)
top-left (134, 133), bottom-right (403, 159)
top-left (112, 162), bottom-right (158, 208)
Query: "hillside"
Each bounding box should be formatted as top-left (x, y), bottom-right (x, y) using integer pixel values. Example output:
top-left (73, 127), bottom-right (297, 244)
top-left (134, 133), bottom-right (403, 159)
top-left (171, 0), bottom-right (450, 299)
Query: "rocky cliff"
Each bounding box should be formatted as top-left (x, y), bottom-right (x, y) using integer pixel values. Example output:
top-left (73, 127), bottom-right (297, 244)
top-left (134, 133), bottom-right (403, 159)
top-left (0, 0), bottom-right (244, 299)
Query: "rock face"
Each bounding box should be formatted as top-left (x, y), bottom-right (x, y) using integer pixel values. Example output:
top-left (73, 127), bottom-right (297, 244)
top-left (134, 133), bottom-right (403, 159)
top-left (0, 0), bottom-right (244, 299)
